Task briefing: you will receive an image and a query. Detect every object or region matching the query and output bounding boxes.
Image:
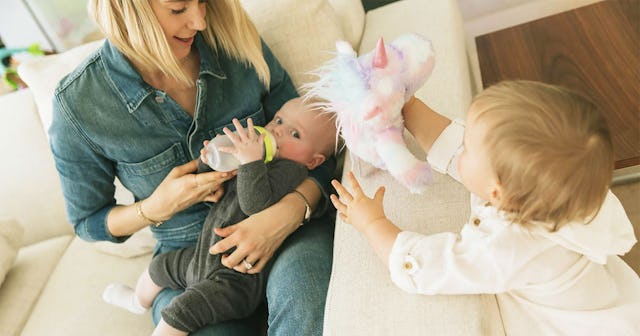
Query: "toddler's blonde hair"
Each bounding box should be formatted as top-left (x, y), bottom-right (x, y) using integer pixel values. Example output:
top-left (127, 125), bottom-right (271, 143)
top-left (89, 0), bottom-right (270, 87)
top-left (471, 80), bottom-right (613, 231)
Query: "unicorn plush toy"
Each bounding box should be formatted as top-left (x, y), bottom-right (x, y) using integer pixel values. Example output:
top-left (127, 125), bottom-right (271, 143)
top-left (305, 33), bottom-right (435, 193)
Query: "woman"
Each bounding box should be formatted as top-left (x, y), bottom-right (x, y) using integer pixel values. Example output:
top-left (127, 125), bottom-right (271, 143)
top-left (49, 0), bottom-right (335, 334)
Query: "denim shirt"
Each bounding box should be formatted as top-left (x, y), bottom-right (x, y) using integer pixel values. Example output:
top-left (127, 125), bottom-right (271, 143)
top-left (49, 34), bottom-right (335, 247)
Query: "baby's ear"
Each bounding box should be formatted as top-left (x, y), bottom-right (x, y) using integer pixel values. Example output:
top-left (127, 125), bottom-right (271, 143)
top-left (305, 154), bottom-right (327, 170)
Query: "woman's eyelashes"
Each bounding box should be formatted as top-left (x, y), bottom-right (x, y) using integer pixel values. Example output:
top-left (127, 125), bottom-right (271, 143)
top-left (171, 0), bottom-right (205, 14)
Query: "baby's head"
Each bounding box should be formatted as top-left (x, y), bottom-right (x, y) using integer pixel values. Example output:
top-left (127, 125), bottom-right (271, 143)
top-left (460, 80), bottom-right (613, 231)
top-left (265, 97), bottom-right (337, 170)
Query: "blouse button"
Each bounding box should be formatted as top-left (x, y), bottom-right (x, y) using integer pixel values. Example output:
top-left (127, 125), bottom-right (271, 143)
top-left (155, 96), bottom-right (165, 103)
top-left (402, 255), bottom-right (419, 275)
top-left (473, 218), bottom-right (481, 226)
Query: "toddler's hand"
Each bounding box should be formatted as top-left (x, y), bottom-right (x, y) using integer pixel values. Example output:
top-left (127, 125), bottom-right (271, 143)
top-left (220, 118), bottom-right (265, 164)
top-left (331, 172), bottom-right (387, 233)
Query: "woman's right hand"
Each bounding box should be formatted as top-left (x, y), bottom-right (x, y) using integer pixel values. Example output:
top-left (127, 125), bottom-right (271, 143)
top-left (144, 159), bottom-right (236, 221)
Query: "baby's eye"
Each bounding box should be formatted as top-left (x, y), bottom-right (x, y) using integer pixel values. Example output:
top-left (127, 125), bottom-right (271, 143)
top-left (275, 117), bottom-right (283, 125)
top-left (291, 130), bottom-right (300, 139)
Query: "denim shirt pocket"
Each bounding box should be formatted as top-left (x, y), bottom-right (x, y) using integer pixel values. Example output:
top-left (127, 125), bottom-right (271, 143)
top-left (207, 105), bottom-right (267, 138)
top-left (116, 142), bottom-right (188, 198)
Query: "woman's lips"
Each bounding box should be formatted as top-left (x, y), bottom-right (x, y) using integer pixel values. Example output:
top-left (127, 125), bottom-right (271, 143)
top-left (174, 36), bottom-right (194, 45)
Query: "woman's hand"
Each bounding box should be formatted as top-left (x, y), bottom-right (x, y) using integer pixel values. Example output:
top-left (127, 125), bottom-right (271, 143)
top-left (145, 159), bottom-right (236, 221)
top-left (209, 192), bottom-right (304, 274)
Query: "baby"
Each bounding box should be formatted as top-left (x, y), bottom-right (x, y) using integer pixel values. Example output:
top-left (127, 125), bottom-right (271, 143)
top-left (331, 80), bottom-right (640, 335)
top-left (104, 97), bottom-right (336, 335)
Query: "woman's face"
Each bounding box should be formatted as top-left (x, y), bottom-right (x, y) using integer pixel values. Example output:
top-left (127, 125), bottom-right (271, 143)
top-left (150, 0), bottom-right (207, 60)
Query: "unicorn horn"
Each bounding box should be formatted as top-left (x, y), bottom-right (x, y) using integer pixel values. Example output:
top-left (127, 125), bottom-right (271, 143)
top-left (372, 37), bottom-right (387, 68)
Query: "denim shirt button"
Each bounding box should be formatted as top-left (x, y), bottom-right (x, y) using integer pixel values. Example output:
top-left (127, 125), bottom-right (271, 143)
top-left (155, 96), bottom-right (165, 103)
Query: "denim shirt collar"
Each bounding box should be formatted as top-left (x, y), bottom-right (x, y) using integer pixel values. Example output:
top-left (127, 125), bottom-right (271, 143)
top-left (101, 33), bottom-right (225, 113)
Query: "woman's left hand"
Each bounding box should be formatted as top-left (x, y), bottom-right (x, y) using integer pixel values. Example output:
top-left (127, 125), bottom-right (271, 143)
top-left (208, 194), bottom-right (301, 274)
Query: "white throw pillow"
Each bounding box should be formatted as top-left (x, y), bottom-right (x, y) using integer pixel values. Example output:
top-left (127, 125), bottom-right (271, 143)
top-left (17, 39), bottom-right (104, 136)
top-left (241, 0), bottom-right (346, 89)
top-left (0, 218), bottom-right (24, 285)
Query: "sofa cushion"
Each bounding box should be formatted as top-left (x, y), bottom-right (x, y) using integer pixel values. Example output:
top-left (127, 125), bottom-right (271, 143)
top-left (17, 40), bottom-right (104, 135)
top-left (20, 237), bottom-right (153, 336)
top-left (0, 89), bottom-right (72, 246)
top-left (0, 235), bottom-right (72, 336)
top-left (323, 1), bottom-right (504, 335)
top-left (241, 0), bottom-right (346, 89)
top-left (0, 218), bottom-right (23, 285)
top-left (327, 0), bottom-right (366, 48)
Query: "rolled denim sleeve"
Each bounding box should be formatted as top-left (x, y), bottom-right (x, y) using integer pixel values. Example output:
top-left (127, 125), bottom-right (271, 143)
top-left (49, 95), bottom-right (127, 243)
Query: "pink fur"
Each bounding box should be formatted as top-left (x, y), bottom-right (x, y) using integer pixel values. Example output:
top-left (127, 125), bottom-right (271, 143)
top-left (304, 33), bottom-right (436, 193)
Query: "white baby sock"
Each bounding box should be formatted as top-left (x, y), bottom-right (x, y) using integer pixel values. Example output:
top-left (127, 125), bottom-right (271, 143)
top-left (102, 283), bottom-right (147, 315)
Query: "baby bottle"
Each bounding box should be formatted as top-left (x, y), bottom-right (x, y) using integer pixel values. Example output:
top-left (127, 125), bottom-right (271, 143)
top-left (204, 126), bottom-right (277, 172)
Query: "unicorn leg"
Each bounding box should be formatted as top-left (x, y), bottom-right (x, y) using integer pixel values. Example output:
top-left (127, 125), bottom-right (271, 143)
top-left (375, 128), bottom-right (433, 193)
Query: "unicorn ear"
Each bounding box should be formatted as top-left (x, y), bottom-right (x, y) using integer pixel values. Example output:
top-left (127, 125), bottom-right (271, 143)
top-left (335, 40), bottom-right (356, 57)
top-left (372, 37), bottom-right (388, 68)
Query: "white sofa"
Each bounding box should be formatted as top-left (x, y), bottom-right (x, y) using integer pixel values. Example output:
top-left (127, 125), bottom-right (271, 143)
top-left (0, 0), bottom-right (505, 335)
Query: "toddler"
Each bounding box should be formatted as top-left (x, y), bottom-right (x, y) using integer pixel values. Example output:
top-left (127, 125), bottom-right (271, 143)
top-left (104, 97), bottom-right (336, 335)
top-left (331, 80), bottom-right (640, 335)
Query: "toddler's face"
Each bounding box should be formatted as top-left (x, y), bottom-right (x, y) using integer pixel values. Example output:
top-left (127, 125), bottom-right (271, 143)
top-left (265, 99), bottom-right (326, 169)
top-left (458, 107), bottom-right (500, 203)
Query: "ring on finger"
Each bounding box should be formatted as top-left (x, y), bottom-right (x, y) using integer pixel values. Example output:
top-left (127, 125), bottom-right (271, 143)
top-left (242, 258), bottom-right (253, 270)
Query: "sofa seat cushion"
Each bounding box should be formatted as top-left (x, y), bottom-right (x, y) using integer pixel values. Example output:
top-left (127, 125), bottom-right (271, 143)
top-left (20, 237), bottom-right (153, 336)
top-left (0, 235), bottom-right (72, 336)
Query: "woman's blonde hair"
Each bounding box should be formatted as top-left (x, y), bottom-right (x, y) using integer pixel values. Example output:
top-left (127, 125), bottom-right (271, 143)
top-left (88, 0), bottom-right (270, 87)
top-left (471, 80), bottom-right (613, 231)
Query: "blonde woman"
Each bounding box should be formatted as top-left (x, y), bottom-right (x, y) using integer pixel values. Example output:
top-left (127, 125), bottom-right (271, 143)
top-left (332, 81), bottom-right (640, 335)
top-left (50, 1), bottom-right (335, 334)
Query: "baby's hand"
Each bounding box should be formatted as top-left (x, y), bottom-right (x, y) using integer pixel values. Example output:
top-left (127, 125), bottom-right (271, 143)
top-left (331, 172), bottom-right (387, 233)
top-left (219, 118), bottom-right (265, 164)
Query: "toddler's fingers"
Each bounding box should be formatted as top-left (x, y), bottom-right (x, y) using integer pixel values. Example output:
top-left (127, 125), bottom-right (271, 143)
top-left (373, 186), bottom-right (386, 202)
top-left (330, 194), bottom-right (347, 212)
top-left (331, 179), bottom-right (353, 202)
top-left (347, 172), bottom-right (364, 195)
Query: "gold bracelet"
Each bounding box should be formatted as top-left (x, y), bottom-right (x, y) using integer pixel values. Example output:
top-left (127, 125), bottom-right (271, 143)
top-left (135, 200), bottom-right (163, 227)
top-left (292, 190), bottom-right (312, 225)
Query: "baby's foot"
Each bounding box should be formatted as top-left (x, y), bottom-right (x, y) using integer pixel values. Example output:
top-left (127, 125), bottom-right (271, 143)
top-left (102, 283), bottom-right (147, 314)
